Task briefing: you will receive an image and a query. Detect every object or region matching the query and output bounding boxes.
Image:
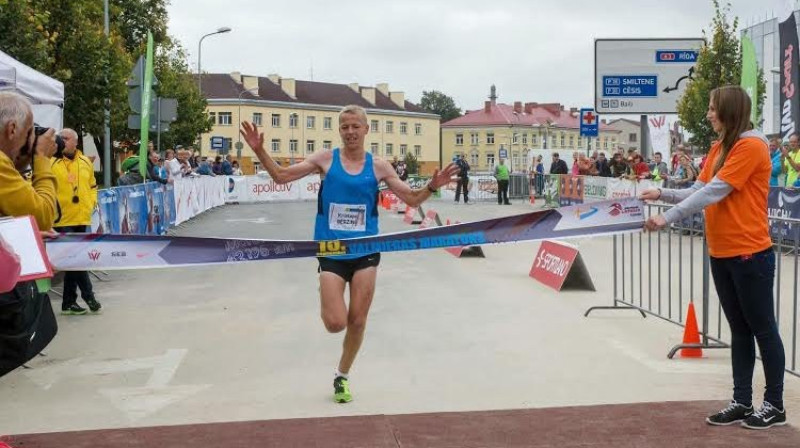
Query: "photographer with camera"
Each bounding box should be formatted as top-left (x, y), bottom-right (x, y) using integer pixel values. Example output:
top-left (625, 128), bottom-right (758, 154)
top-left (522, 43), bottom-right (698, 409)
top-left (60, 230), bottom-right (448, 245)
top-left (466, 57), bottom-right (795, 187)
top-left (51, 128), bottom-right (101, 315)
top-left (0, 91), bottom-right (59, 377)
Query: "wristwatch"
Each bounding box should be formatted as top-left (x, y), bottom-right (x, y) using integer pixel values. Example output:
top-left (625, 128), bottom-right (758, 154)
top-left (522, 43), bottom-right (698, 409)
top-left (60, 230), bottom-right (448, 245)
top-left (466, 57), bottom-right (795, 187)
top-left (426, 183), bottom-right (438, 193)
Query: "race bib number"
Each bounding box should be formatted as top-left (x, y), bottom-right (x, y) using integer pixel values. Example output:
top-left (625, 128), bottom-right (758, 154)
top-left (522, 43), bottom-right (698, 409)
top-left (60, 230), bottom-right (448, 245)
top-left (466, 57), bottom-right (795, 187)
top-left (329, 203), bottom-right (367, 232)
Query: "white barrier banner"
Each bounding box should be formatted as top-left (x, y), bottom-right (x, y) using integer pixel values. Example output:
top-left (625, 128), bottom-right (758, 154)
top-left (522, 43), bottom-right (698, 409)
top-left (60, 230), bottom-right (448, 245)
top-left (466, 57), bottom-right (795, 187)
top-left (246, 176), bottom-right (301, 202)
top-left (583, 176), bottom-right (609, 202)
top-left (298, 175), bottom-right (322, 201)
top-left (225, 176), bottom-right (249, 202)
top-left (606, 178), bottom-right (638, 199)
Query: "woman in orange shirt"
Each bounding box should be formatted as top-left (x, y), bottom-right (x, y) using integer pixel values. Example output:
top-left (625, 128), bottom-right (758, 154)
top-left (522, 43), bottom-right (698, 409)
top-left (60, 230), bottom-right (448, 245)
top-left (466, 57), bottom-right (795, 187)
top-left (641, 85), bottom-right (785, 430)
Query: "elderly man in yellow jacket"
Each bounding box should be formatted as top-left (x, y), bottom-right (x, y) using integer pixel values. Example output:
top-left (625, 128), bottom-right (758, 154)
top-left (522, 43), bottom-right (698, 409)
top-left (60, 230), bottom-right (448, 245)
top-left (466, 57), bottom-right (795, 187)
top-left (51, 128), bottom-right (101, 315)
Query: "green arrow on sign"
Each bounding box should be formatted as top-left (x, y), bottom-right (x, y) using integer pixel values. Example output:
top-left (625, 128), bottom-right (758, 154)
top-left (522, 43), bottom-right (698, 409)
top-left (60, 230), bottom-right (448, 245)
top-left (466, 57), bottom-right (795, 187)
top-left (139, 31), bottom-right (155, 182)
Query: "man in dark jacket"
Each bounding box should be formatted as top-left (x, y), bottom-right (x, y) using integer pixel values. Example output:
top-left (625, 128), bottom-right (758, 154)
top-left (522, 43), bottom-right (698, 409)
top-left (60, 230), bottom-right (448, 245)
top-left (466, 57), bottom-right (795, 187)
top-left (595, 152), bottom-right (612, 177)
top-left (454, 154), bottom-right (470, 203)
top-left (549, 152), bottom-right (569, 174)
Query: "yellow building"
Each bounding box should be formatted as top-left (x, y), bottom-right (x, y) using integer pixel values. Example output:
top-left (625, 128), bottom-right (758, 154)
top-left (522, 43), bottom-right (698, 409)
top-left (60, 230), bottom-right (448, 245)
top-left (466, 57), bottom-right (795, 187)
top-left (200, 72), bottom-right (441, 175)
top-left (442, 87), bottom-right (621, 172)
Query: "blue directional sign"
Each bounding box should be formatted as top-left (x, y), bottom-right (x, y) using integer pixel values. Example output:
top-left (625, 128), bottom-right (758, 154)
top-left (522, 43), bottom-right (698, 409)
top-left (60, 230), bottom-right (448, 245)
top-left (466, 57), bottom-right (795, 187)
top-left (210, 136), bottom-right (224, 150)
top-left (579, 108), bottom-right (599, 137)
top-left (499, 148), bottom-right (508, 159)
top-left (602, 75), bottom-right (658, 97)
top-left (655, 50), bottom-right (698, 63)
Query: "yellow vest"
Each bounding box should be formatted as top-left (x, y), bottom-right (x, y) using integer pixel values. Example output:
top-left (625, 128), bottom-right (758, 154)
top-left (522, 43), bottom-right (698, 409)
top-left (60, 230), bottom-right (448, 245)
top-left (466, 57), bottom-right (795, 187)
top-left (51, 153), bottom-right (97, 227)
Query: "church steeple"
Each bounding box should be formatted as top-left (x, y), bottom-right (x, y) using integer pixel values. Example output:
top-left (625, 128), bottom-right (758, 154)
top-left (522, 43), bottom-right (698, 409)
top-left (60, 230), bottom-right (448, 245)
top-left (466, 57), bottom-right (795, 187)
top-left (489, 85), bottom-right (497, 105)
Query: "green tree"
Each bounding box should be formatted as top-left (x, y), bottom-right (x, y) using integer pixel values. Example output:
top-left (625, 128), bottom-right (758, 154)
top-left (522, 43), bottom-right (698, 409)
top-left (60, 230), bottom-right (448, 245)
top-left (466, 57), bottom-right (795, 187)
top-left (677, 0), bottom-right (766, 152)
top-left (419, 90), bottom-right (462, 123)
top-left (404, 152), bottom-right (419, 175)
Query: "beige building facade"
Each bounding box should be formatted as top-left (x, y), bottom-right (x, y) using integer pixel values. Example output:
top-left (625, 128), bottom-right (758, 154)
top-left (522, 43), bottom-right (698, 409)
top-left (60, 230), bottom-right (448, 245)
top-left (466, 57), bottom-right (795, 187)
top-left (201, 73), bottom-right (440, 175)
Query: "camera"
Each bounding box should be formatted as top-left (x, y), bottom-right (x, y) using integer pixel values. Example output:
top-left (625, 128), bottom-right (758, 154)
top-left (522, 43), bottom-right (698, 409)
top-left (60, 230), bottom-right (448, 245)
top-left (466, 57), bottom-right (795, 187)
top-left (33, 125), bottom-right (66, 158)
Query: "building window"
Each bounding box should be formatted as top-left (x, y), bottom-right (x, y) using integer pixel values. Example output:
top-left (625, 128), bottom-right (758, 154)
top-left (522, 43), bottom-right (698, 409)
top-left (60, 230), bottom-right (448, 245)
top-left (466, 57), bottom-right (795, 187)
top-left (629, 133), bottom-right (637, 143)
top-left (290, 139), bottom-right (298, 153)
top-left (370, 142), bottom-right (379, 154)
top-left (522, 133), bottom-right (528, 145)
top-left (307, 116), bottom-right (316, 129)
top-left (218, 112), bottom-right (232, 126)
top-left (271, 139), bottom-right (281, 153)
top-left (471, 133), bottom-right (479, 145)
top-left (306, 140), bottom-right (315, 153)
top-left (470, 150), bottom-right (479, 166)
top-left (400, 144), bottom-right (407, 156)
top-left (252, 113), bottom-right (263, 126)
top-left (271, 113), bottom-right (281, 128)
top-left (415, 123), bottom-right (422, 135)
top-left (569, 135), bottom-right (574, 148)
top-left (323, 117), bottom-right (333, 130)
top-left (456, 133), bottom-right (464, 145)
top-left (414, 145), bottom-right (421, 157)
top-left (386, 121), bottom-right (394, 133)
top-left (208, 112), bottom-right (216, 124)
top-left (289, 114), bottom-right (298, 128)
top-left (513, 152), bottom-right (521, 170)
top-left (559, 133), bottom-right (565, 148)
top-left (386, 143), bottom-right (393, 156)
top-left (400, 122), bottom-right (408, 134)
top-left (487, 133), bottom-right (495, 144)
top-left (371, 120), bottom-right (379, 132)
top-left (603, 138), bottom-right (608, 149)
top-left (512, 133), bottom-right (519, 144)
top-left (532, 134), bottom-right (538, 146)
top-left (323, 140), bottom-right (332, 151)
top-left (486, 153), bottom-right (495, 168)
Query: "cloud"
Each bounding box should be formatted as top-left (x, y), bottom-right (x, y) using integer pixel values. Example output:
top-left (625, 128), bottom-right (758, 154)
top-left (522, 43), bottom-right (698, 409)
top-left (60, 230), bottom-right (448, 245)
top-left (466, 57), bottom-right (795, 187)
top-left (167, 0), bottom-right (781, 111)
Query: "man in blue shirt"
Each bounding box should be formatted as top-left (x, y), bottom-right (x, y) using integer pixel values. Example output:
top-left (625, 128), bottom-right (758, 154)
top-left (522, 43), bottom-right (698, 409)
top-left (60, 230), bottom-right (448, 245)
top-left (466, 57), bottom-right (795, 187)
top-left (222, 155), bottom-right (234, 176)
top-left (240, 105), bottom-right (458, 404)
top-left (770, 138), bottom-right (784, 187)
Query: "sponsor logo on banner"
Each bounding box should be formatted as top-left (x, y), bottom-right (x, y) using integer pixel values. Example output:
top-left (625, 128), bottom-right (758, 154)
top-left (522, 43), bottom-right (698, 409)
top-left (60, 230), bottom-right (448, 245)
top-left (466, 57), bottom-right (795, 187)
top-left (111, 251), bottom-right (127, 257)
top-left (317, 240), bottom-right (347, 256)
top-left (252, 180), bottom-right (294, 195)
top-left (553, 199), bottom-right (644, 231)
top-left (88, 250), bottom-right (101, 261)
top-left (529, 240), bottom-right (580, 291)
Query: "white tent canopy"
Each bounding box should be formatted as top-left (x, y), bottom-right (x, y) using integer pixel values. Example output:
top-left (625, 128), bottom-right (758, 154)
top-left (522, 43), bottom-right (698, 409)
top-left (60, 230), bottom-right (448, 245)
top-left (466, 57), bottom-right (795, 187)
top-left (0, 49), bottom-right (64, 129)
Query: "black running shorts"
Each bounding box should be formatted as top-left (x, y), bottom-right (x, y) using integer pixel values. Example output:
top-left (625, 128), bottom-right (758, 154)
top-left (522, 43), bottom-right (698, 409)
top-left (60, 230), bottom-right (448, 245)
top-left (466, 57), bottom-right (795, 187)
top-left (317, 253), bottom-right (381, 283)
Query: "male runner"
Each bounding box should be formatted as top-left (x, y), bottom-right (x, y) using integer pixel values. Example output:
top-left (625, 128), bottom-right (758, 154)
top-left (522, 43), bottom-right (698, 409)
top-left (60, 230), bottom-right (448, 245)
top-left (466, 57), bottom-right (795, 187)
top-left (240, 105), bottom-right (458, 403)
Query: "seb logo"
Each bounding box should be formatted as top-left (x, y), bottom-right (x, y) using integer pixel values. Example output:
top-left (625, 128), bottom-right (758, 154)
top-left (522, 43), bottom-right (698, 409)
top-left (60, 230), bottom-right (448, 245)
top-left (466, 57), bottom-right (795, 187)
top-left (87, 250), bottom-right (101, 261)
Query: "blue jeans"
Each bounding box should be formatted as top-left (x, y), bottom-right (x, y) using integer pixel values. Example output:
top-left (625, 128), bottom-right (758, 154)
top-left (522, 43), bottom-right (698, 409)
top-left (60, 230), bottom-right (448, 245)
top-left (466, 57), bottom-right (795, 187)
top-left (709, 249), bottom-right (785, 409)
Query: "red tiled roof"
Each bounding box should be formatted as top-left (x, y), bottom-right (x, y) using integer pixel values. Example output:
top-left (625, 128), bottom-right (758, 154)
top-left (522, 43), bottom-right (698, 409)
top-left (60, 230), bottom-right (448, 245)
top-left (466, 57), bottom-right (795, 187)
top-left (201, 74), bottom-right (429, 115)
top-left (442, 102), bottom-right (617, 131)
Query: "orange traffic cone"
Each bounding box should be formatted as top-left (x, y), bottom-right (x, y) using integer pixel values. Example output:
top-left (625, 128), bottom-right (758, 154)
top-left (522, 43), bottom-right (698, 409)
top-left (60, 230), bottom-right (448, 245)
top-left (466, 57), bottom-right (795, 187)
top-left (680, 302), bottom-right (703, 358)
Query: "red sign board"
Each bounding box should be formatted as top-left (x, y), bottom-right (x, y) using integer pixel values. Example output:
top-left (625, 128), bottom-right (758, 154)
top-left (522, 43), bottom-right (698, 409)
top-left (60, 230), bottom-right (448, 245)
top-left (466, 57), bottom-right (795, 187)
top-left (529, 240), bottom-right (580, 291)
top-left (418, 209), bottom-right (439, 229)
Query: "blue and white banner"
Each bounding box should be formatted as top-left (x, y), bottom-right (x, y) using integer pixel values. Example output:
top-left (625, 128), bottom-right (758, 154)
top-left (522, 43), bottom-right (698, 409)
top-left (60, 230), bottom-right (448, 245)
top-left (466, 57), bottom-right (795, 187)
top-left (47, 198), bottom-right (646, 271)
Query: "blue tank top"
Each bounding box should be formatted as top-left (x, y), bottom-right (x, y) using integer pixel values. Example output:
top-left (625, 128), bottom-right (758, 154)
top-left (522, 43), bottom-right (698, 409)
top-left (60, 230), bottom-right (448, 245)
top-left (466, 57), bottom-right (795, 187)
top-left (314, 149), bottom-right (380, 259)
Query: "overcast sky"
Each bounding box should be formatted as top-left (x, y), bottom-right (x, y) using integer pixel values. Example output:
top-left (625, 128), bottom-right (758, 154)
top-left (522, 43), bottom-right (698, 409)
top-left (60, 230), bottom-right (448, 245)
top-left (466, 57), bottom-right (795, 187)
top-left (167, 0), bottom-right (779, 112)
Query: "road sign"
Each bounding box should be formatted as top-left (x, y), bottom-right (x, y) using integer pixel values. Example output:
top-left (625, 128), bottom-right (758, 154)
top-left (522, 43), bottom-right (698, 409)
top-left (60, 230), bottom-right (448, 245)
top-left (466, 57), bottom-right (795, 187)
top-left (210, 136), bottom-right (224, 150)
top-left (499, 148), bottom-right (508, 159)
top-left (579, 108), bottom-right (599, 137)
top-left (595, 38), bottom-right (704, 114)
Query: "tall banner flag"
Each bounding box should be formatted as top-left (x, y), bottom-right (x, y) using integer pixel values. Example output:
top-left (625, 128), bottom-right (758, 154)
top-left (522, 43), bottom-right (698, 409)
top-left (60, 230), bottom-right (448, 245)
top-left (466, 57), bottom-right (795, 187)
top-left (740, 35), bottom-right (758, 126)
top-left (780, 7), bottom-right (800, 141)
top-left (138, 31), bottom-right (155, 179)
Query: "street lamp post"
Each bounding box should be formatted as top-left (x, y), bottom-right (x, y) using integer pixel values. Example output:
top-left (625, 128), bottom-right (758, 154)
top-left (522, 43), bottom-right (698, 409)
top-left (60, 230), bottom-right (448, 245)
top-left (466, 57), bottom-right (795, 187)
top-left (103, 0), bottom-right (111, 187)
top-left (197, 26), bottom-right (232, 155)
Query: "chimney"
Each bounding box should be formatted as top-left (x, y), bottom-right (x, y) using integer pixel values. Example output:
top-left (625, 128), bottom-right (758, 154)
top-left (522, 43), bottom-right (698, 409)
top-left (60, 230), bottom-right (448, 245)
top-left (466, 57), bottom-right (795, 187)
top-left (389, 91), bottom-right (405, 109)
top-left (348, 82), bottom-right (360, 93)
top-left (243, 75), bottom-right (259, 94)
top-left (524, 102), bottom-right (535, 114)
top-left (267, 74), bottom-right (281, 84)
top-left (513, 101), bottom-right (522, 114)
top-left (484, 101), bottom-right (492, 114)
top-left (280, 78), bottom-right (296, 99)
top-left (569, 107), bottom-right (578, 117)
top-left (376, 83), bottom-right (390, 95)
top-left (360, 87), bottom-right (376, 105)
top-left (229, 71), bottom-right (242, 83)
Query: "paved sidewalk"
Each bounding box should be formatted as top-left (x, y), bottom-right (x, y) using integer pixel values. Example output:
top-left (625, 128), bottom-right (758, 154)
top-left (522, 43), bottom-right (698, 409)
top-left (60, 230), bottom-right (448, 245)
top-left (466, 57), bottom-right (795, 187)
top-left (1, 200), bottom-right (798, 442)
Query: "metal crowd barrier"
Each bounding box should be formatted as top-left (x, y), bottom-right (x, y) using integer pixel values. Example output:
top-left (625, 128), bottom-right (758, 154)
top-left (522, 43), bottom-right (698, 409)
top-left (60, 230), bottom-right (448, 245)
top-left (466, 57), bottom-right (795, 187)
top-left (585, 203), bottom-right (800, 378)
